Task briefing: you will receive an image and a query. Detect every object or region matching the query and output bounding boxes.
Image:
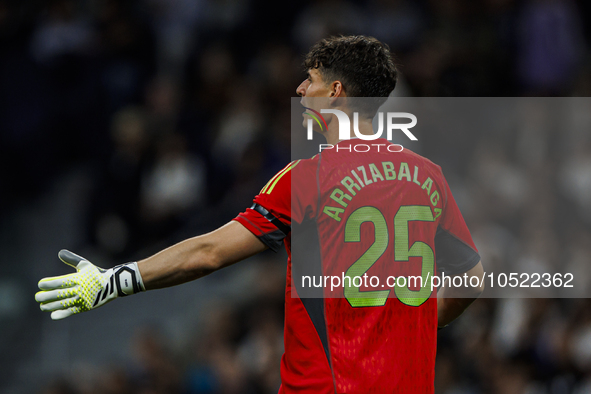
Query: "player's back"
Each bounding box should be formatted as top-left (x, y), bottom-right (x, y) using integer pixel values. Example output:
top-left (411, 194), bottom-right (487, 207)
top-left (298, 138), bottom-right (444, 393)
top-left (239, 137), bottom-right (478, 393)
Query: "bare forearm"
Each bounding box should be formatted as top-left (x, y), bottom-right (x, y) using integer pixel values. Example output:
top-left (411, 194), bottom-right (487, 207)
top-left (437, 292), bottom-right (479, 328)
top-left (137, 221), bottom-right (267, 290)
top-left (437, 261), bottom-right (484, 328)
top-left (138, 236), bottom-right (218, 290)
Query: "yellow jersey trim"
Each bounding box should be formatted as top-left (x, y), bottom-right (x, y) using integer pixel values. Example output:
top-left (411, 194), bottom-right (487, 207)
top-left (262, 160), bottom-right (300, 194)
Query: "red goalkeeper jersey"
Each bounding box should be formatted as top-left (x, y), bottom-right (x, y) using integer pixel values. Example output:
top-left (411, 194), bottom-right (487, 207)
top-left (234, 139), bottom-right (480, 394)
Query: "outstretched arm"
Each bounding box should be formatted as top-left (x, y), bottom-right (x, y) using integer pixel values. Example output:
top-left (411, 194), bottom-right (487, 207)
top-left (437, 261), bottom-right (484, 329)
top-left (35, 221), bottom-right (267, 320)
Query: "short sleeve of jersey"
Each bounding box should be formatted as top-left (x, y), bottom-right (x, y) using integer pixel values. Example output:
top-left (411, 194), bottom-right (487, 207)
top-left (233, 159), bottom-right (318, 252)
top-left (435, 173), bottom-right (481, 276)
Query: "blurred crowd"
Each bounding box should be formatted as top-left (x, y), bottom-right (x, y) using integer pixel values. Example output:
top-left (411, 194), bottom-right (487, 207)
top-left (1, 0), bottom-right (591, 393)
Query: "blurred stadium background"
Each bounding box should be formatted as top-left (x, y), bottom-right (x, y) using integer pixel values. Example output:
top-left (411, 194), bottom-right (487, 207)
top-left (1, 0), bottom-right (591, 393)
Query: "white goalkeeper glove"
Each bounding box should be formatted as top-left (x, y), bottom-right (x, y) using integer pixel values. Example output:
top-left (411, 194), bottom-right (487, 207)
top-left (35, 250), bottom-right (145, 320)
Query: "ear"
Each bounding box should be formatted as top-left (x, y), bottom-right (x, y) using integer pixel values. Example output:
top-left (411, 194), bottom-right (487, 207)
top-left (329, 80), bottom-right (344, 97)
top-left (328, 80), bottom-right (345, 105)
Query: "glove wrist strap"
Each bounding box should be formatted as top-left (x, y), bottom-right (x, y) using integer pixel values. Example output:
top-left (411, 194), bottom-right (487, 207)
top-left (112, 262), bottom-right (145, 296)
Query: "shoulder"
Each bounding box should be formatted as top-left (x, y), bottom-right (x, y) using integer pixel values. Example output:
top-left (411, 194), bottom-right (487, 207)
top-left (399, 146), bottom-right (445, 179)
top-left (261, 157), bottom-right (319, 193)
top-left (400, 147), bottom-right (441, 172)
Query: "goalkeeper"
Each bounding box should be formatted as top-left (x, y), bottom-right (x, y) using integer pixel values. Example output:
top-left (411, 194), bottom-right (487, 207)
top-left (36, 35), bottom-right (484, 393)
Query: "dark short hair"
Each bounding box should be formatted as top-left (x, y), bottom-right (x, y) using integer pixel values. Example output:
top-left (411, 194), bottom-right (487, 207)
top-left (304, 35), bottom-right (398, 113)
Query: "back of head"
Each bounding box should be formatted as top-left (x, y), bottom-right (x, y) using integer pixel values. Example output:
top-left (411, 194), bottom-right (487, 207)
top-left (304, 35), bottom-right (398, 116)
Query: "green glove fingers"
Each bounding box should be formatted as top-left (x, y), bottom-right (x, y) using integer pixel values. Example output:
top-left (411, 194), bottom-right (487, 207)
top-left (35, 288), bottom-right (75, 303)
top-left (37, 273), bottom-right (77, 291)
top-left (35, 249), bottom-right (145, 320)
top-left (38, 297), bottom-right (78, 312)
top-left (36, 250), bottom-right (93, 292)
